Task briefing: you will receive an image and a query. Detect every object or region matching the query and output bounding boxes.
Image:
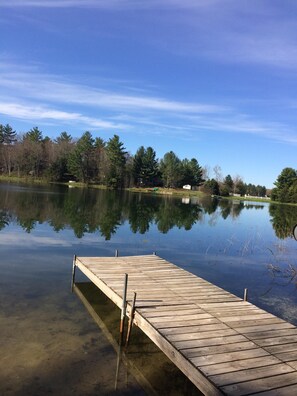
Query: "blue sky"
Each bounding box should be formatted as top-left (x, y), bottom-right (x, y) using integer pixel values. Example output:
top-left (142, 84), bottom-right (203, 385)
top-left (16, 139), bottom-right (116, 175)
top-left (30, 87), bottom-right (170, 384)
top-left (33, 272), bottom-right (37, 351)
top-left (1, 0), bottom-right (297, 188)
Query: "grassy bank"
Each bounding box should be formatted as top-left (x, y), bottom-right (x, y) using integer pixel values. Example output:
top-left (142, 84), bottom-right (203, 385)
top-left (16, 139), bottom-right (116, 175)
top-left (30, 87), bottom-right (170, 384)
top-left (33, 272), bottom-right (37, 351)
top-left (222, 195), bottom-right (271, 203)
top-left (127, 186), bottom-right (207, 198)
top-left (0, 175), bottom-right (205, 197)
top-left (0, 175), bottom-right (49, 184)
top-left (222, 194), bottom-right (297, 206)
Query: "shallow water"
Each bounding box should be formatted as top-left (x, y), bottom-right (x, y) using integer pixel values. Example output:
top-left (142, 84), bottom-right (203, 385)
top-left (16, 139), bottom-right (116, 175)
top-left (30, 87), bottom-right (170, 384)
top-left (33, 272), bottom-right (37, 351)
top-left (0, 182), bottom-right (297, 395)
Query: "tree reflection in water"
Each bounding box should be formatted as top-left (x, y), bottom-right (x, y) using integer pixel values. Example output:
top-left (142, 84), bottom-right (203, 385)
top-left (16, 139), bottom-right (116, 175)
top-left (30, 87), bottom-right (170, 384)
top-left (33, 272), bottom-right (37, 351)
top-left (3, 184), bottom-right (295, 243)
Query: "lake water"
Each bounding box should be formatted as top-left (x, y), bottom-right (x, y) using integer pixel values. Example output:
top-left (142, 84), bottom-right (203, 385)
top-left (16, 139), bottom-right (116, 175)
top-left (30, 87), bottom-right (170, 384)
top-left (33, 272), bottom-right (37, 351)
top-left (1, 182), bottom-right (297, 395)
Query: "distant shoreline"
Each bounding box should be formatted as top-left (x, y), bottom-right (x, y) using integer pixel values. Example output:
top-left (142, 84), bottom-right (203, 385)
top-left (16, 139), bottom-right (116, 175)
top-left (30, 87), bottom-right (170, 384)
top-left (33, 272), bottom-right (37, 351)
top-left (0, 175), bottom-right (290, 205)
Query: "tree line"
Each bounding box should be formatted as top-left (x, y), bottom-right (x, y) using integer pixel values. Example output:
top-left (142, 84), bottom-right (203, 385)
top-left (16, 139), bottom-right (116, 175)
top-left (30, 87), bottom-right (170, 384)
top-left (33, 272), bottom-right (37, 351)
top-left (0, 124), bottom-right (205, 189)
top-left (3, 123), bottom-right (292, 201)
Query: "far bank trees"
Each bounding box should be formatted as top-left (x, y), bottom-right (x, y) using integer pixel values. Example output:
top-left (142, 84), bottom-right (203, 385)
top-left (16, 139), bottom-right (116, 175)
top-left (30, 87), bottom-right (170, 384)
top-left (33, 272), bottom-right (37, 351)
top-left (159, 152), bottom-right (204, 188)
top-left (0, 123), bottom-right (274, 196)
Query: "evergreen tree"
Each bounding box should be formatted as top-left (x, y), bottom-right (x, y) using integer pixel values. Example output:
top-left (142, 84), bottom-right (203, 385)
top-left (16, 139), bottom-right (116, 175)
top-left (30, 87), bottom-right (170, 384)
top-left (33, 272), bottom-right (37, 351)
top-left (94, 137), bottom-right (107, 183)
top-left (133, 146), bottom-right (158, 186)
top-left (55, 131), bottom-right (72, 144)
top-left (180, 158), bottom-right (204, 187)
top-left (0, 124), bottom-right (17, 175)
top-left (224, 175), bottom-right (234, 193)
top-left (256, 185), bottom-right (267, 197)
top-left (2, 124), bottom-right (17, 144)
top-left (159, 151), bottom-right (181, 188)
top-left (132, 146), bottom-right (145, 185)
top-left (288, 180), bottom-right (297, 203)
top-left (105, 135), bottom-right (127, 189)
top-left (246, 183), bottom-right (256, 196)
top-left (142, 146), bottom-right (159, 185)
top-left (236, 180), bottom-right (246, 196)
top-left (25, 127), bottom-right (43, 142)
top-left (272, 167), bottom-right (297, 203)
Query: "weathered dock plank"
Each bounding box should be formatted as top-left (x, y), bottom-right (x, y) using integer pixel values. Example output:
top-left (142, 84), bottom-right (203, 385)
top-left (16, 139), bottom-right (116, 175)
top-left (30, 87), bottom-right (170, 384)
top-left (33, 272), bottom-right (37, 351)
top-left (74, 254), bottom-right (297, 396)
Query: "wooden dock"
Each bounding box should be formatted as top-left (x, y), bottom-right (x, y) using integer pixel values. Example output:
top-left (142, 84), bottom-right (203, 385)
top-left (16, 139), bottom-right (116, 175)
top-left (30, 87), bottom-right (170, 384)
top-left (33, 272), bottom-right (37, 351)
top-left (73, 254), bottom-right (297, 395)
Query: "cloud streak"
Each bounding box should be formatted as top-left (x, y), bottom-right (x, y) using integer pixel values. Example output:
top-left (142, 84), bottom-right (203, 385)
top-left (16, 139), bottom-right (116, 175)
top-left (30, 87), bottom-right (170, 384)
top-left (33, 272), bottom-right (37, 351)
top-left (0, 67), bottom-right (225, 115)
top-left (0, 0), bottom-right (219, 9)
top-left (0, 62), bottom-right (296, 145)
top-left (0, 102), bottom-right (125, 129)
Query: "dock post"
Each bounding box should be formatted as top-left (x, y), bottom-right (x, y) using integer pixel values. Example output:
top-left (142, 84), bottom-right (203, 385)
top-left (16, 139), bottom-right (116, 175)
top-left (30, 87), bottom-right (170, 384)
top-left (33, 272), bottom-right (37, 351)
top-left (125, 292), bottom-right (137, 348)
top-left (71, 254), bottom-right (77, 292)
top-left (115, 249), bottom-right (119, 257)
top-left (244, 288), bottom-right (248, 302)
top-left (153, 251), bottom-right (156, 255)
top-left (120, 273), bottom-right (128, 344)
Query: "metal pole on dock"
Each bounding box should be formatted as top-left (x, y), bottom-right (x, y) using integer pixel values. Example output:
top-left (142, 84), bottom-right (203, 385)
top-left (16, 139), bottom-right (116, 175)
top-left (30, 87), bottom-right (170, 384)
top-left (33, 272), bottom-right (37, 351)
top-left (71, 254), bottom-right (77, 292)
top-left (125, 292), bottom-right (137, 348)
top-left (115, 249), bottom-right (119, 257)
top-left (244, 288), bottom-right (248, 302)
top-left (120, 273), bottom-right (128, 344)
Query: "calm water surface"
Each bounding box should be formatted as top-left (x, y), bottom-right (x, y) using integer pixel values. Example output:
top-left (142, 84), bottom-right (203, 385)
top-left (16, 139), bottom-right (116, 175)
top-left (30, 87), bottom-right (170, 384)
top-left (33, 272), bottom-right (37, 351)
top-left (1, 182), bottom-right (297, 395)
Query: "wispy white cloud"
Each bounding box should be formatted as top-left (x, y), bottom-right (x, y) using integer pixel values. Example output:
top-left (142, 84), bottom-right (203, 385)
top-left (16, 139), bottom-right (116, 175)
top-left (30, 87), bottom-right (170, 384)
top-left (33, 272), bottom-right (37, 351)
top-left (173, 111), bottom-right (297, 145)
top-left (0, 0), bottom-right (219, 9)
top-left (0, 102), bottom-right (126, 130)
top-left (0, 67), bottom-right (225, 115)
top-left (198, 117), bottom-right (297, 145)
top-left (0, 62), bottom-right (296, 145)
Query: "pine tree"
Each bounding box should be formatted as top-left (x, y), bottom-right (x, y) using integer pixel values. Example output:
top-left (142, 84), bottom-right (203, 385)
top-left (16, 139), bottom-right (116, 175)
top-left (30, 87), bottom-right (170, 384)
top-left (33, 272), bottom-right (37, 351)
top-left (272, 167), bottom-right (297, 203)
top-left (132, 146), bottom-right (159, 186)
top-left (25, 127), bottom-right (43, 142)
top-left (159, 151), bottom-right (181, 188)
top-left (1, 124), bottom-right (17, 175)
top-left (2, 124), bottom-right (16, 144)
top-left (180, 158), bottom-right (204, 187)
top-left (105, 135), bottom-right (127, 189)
top-left (142, 147), bottom-right (159, 186)
top-left (132, 146), bottom-right (145, 185)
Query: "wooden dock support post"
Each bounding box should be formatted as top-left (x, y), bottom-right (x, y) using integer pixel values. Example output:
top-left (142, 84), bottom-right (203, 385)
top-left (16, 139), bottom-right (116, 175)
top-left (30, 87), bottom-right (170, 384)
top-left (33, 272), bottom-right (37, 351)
top-left (115, 249), bottom-right (119, 257)
top-left (120, 273), bottom-right (128, 344)
top-left (125, 292), bottom-right (137, 348)
top-left (244, 287), bottom-right (248, 302)
top-left (71, 254), bottom-right (77, 292)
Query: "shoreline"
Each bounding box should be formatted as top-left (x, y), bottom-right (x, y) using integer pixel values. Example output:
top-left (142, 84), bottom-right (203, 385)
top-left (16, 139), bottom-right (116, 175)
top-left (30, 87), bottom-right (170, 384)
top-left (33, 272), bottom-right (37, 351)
top-left (0, 175), bottom-right (291, 205)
